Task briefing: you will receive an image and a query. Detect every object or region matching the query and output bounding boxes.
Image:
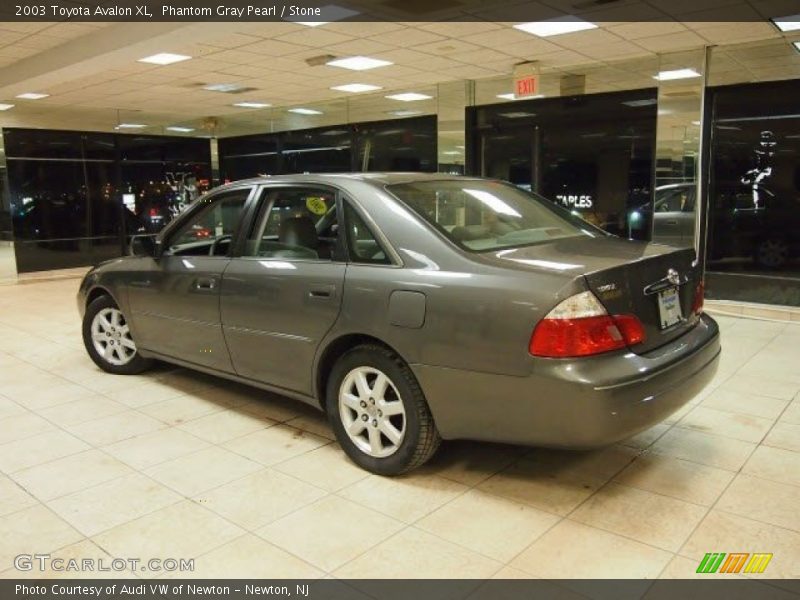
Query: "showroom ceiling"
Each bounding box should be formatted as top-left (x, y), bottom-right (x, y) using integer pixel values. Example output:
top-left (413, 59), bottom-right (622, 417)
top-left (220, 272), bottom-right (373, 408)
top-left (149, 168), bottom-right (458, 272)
top-left (0, 14), bottom-right (798, 136)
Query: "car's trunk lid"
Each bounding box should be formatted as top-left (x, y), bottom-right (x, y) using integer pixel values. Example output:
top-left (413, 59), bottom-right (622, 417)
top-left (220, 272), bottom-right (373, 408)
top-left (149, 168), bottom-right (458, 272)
top-left (581, 245), bottom-right (701, 354)
top-left (479, 235), bottom-right (702, 354)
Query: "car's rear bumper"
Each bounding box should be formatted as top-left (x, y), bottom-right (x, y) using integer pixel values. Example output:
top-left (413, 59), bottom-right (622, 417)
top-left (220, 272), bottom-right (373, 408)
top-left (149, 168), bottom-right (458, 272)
top-left (413, 313), bottom-right (720, 448)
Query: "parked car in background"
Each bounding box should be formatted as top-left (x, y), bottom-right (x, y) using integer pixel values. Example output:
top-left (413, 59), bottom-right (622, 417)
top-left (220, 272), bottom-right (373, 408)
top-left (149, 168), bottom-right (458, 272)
top-left (78, 174), bottom-right (720, 475)
top-left (627, 183), bottom-right (696, 248)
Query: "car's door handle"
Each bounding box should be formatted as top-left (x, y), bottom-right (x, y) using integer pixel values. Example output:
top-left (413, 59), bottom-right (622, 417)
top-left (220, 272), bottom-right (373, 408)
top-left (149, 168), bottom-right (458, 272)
top-left (194, 277), bottom-right (216, 290)
top-left (308, 284), bottom-right (335, 299)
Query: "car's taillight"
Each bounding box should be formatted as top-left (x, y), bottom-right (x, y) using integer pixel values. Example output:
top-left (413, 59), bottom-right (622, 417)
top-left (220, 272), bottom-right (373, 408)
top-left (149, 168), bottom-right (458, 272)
top-left (692, 280), bottom-right (705, 315)
top-left (529, 291), bottom-right (646, 358)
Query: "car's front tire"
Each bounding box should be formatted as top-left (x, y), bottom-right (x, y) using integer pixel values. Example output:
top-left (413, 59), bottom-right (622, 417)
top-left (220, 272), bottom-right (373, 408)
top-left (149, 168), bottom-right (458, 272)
top-left (327, 344), bottom-right (441, 475)
top-left (82, 295), bottom-right (152, 375)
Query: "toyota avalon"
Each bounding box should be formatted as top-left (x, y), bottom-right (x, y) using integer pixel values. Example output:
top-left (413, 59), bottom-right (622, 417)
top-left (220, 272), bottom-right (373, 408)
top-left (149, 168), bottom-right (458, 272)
top-left (78, 174), bottom-right (720, 475)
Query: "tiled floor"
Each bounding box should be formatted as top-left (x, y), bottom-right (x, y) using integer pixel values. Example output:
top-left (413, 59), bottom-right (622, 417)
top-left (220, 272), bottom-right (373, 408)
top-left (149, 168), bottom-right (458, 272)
top-left (1, 278), bottom-right (799, 581)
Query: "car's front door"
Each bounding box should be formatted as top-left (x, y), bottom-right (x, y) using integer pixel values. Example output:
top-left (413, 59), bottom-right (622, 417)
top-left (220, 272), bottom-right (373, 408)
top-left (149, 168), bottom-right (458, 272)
top-left (127, 186), bottom-right (254, 371)
top-left (220, 185), bottom-right (346, 395)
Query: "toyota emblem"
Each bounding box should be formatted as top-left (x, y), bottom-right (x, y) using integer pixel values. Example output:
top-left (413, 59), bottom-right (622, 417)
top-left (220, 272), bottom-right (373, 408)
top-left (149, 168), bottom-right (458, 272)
top-left (667, 268), bottom-right (680, 286)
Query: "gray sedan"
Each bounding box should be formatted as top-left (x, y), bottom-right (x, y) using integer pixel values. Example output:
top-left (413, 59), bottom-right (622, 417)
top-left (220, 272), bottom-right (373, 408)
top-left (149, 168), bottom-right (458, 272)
top-left (78, 173), bottom-right (720, 475)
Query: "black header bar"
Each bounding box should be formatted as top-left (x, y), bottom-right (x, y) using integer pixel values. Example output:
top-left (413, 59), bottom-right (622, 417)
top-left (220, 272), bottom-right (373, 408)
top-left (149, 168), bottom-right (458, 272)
top-left (2, 0), bottom-right (800, 22)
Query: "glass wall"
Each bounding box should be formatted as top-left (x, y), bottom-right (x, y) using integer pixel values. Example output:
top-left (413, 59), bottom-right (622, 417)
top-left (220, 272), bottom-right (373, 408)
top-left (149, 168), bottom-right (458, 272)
top-left (468, 89), bottom-right (657, 238)
top-left (4, 129), bottom-right (211, 273)
top-left (218, 116), bottom-right (436, 181)
top-left (705, 79), bottom-right (800, 306)
top-left (0, 129), bottom-right (16, 281)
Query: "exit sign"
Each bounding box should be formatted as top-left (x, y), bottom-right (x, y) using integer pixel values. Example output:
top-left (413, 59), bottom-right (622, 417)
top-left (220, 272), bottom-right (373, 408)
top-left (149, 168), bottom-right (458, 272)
top-left (515, 76), bottom-right (538, 98)
top-left (513, 61), bottom-right (540, 99)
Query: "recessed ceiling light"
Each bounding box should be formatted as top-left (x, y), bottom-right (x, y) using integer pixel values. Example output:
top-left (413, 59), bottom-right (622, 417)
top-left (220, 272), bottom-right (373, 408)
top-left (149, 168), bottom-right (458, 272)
top-left (794, 41), bottom-right (800, 53)
top-left (386, 93), bottom-right (432, 102)
top-left (166, 126), bottom-right (195, 133)
top-left (114, 123), bottom-right (147, 129)
top-left (622, 98), bottom-right (657, 107)
top-left (442, 150), bottom-right (462, 155)
top-left (203, 83), bottom-right (249, 93)
top-left (138, 53), bottom-right (191, 65)
top-left (514, 18), bottom-right (597, 37)
top-left (653, 68), bottom-right (701, 81)
top-left (326, 56), bottom-right (393, 71)
top-left (386, 110), bottom-right (422, 117)
top-left (233, 102), bottom-right (271, 108)
top-left (331, 83), bottom-right (383, 93)
top-left (0, 103), bottom-right (14, 111)
top-left (771, 15), bottom-right (800, 31)
top-left (16, 92), bottom-right (49, 100)
top-left (288, 108), bottom-right (323, 115)
top-left (496, 93), bottom-right (544, 101)
top-left (499, 112), bottom-right (536, 119)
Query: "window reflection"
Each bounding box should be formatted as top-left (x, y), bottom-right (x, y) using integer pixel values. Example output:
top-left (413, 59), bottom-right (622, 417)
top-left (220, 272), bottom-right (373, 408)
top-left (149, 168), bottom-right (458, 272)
top-left (471, 90), bottom-right (657, 240)
top-left (218, 116), bottom-right (437, 180)
top-left (3, 129), bottom-right (211, 273)
top-left (706, 80), bottom-right (800, 305)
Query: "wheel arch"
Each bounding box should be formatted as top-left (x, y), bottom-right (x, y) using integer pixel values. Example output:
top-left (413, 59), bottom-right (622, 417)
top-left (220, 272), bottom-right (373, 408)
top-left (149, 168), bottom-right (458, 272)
top-left (86, 285), bottom-right (118, 308)
top-left (314, 333), bottom-right (408, 410)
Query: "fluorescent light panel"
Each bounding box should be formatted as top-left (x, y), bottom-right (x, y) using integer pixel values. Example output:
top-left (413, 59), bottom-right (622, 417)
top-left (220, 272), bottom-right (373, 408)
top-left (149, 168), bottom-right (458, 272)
top-left (233, 102), bottom-right (271, 108)
top-left (203, 83), bottom-right (247, 93)
top-left (794, 41), bottom-right (800, 52)
top-left (326, 56), bottom-right (393, 71)
top-left (166, 126), bottom-right (195, 133)
top-left (514, 18), bottom-right (597, 37)
top-left (654, 68), bottom-right (701, 81)
top-left (772, 15), bottom-right (800, 31)
top-left (138, 53), bottom-right (191, 65)
top-left (0, 103), bottom-right (14, 111)
top-left (115, 123), bottom-right (146, 129)
top-left (331, 83), bottom-right (382, 93)
top-left (16, 92), bottom-right (49, 100)
top-left (288, 108), bottom-right (323, 115)
top-left (386, 93), bottom-right (432, 102)
top-left (499, 112), bottom-right (536, 118)
top-left (497, 93), bottom-right (544, 101)
top-left (386, 110), bottom-right (422, 117)
top-left (622, 98), bottom-right (657, 107)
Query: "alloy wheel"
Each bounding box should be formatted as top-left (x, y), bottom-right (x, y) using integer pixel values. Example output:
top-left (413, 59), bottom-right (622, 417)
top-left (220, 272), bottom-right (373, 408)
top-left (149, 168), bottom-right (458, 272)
top-left (757, 239), bottom-right (788, 268)
top-left (338, 366), bottom-right (406, 458)
top-left (90, 307), bottom-right (137, 366)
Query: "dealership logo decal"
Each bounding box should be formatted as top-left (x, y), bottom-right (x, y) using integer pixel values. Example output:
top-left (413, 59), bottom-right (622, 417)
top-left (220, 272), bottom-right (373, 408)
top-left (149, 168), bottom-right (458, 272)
top-left (696, 552), bottom-right (773, 574)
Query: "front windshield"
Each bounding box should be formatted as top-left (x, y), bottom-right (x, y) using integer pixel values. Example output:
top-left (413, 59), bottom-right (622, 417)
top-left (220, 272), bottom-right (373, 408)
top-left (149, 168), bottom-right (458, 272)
top-left (386, 179), bottom-right (595, 252)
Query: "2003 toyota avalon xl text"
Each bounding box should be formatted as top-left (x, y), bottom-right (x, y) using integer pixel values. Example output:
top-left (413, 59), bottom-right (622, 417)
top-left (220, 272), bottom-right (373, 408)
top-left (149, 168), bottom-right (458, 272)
top-left (77, 173), bottom-right (720, 475)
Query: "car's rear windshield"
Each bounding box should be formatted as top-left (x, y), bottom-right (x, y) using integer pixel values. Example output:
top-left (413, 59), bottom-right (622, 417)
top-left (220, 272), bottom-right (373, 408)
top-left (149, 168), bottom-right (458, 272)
top-left (386, 179), bottom-right (591, 252)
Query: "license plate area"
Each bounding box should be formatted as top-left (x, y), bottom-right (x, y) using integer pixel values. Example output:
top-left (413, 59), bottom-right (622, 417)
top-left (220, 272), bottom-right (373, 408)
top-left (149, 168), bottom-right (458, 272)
top-left (658, 287), bottom-right (683, 329)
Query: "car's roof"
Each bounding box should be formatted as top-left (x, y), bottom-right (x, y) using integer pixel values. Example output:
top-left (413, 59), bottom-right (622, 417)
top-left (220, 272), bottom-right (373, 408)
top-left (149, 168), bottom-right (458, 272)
top-left (219, 172), bottom-right (484, 189)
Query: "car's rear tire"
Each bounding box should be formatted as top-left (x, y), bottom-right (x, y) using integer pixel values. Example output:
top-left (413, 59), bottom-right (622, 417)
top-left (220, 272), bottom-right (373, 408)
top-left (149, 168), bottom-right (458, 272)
top-left (326, 344), bottom-right (440, 475)
top-left (82, 295), bottom-right (153, 375)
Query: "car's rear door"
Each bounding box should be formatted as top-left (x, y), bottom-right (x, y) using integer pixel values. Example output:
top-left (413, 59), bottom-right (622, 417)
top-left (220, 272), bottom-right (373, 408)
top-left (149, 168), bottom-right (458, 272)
top-left (220, 184), bottom-right (346, 395)
top-left (126, 186), bottom-right (255, 372)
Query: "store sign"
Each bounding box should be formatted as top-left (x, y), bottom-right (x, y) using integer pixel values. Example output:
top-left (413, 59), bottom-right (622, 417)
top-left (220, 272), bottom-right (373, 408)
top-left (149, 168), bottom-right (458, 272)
top-left (556, 194), bottom-right (593, 209)
top-left (513, 62), bottom-right (539, 99)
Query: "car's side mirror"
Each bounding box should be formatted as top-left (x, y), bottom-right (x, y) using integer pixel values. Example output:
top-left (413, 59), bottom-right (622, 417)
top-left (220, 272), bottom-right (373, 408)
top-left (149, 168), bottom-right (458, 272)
top-left (130, 235), bottom-right (158, 257)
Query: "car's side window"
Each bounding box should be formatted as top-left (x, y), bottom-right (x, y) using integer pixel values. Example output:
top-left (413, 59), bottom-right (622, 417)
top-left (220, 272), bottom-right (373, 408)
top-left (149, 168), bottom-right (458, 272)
top-left (245, 187), bottom-right (338, 260)
top-left (164, 188), bottom-right (251, 257)
top-left (343, 201), bottom-right (390, 265)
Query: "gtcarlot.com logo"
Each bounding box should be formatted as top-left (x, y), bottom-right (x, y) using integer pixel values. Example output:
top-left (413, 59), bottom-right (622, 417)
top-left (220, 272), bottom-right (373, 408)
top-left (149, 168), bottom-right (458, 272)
top-left (14, 554), bottom-right (194, 573)
top-left (696, 552), bottom-right (773, 574)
